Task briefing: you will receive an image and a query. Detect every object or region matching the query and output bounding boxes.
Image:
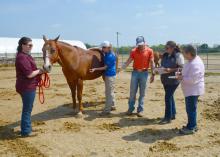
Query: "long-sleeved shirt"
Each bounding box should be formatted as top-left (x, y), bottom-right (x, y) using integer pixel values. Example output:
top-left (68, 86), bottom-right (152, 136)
top-left (181, 56), bottom-right (205, 97)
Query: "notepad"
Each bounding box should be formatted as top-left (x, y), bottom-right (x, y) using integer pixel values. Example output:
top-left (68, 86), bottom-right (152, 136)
top-left (154, 67), bottom-right (168, 75)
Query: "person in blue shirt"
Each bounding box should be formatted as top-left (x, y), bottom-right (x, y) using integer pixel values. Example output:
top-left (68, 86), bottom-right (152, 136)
top-left (90, 41), bottom-right (117, 116)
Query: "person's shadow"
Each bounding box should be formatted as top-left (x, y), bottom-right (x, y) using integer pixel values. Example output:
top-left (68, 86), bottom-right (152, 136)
top-left (118, 117), bottom-right (160, 128)
top-left (122, 128), bottom-right (180, 143)
top-left (0, 103), bottom-right (75, 140)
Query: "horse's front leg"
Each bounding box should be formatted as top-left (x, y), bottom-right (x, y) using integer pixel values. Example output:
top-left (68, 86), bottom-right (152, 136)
top-left (68, 81), bottom-right (77, 113)
top-left (77, 79), bottom-right (84, 114)
top-left (62, 69), bottom-right (78, 114)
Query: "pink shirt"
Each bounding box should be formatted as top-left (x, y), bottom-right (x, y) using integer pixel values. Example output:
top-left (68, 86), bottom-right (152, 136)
top-left (181, 56), bottom-right (205, 97)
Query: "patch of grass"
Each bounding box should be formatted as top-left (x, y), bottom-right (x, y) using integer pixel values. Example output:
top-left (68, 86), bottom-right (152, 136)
top-left (205, 72), bottom-right (220, 76)
top-left (97, 123), bottom-right (120, 132)
top-left (149, 141), bottom-right (180, 152)
top-left (32, 121), bottom-right (46, 127)
top-left (63, 122), bottom-right (82, 132)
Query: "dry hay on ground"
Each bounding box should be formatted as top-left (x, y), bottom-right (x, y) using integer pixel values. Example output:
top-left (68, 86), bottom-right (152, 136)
top-left (149, 141), bottom-right (180, 152)
top-left (63, 122), bottom-right (83, 132)
top-left (203, 97), bottom-right (220, 121)
top-left (97, 123), bottom-right (121, 132)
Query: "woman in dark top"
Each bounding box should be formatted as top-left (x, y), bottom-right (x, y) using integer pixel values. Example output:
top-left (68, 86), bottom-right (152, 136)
top-left (15, 37), bottom-right (45, 137)
top-left (160, 41), bottom-right (184, 124)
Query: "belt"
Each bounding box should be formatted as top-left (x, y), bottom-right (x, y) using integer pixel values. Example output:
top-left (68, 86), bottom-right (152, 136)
top-left (133, 69), bottom-right (148, 72)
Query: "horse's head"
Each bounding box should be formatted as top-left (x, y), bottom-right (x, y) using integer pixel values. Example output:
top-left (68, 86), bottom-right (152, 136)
top-left (42, 35), bottom-right (60, 72)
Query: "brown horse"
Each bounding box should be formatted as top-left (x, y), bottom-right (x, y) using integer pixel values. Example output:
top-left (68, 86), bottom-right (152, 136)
top-left (42, 35), bottom-right (105, 115)
top-left (154, 51), bottom-right (163, 67)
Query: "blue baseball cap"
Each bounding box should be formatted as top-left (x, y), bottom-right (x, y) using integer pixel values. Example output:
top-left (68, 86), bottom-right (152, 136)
top-left (136, 36), bottom-right (145, 46)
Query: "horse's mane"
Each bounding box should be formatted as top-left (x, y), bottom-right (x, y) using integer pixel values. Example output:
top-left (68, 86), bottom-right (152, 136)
top-left (58, 41), bottom-right (74, 47)
top-left (58, 41), bottom-right (85, 52)
top-left (57, 41), bottom-right (102, 54)
top-left (88, 47), bottom-right (102, 53)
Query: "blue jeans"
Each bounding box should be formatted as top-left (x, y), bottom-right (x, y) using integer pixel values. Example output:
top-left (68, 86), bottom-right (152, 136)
top-left (128, 71), bottom-right (148, 113)
top-left (185, 96), bottom-right (199, 130)
top-left (163, 84), bottom-right (178, 120)
top-left (20, 90), bottom-right (36, 136)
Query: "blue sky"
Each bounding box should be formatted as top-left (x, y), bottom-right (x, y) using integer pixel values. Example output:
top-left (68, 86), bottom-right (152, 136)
top-left (0, 0), bottom-right (220, 46)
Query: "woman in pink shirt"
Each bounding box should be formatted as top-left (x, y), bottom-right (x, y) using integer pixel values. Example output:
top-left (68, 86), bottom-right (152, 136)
top-left (176, 44), bottom-right (205, 135)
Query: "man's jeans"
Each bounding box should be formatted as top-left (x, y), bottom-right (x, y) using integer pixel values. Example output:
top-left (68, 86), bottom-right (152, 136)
top-left (20, 90), bottom-right (36, 136)
top-left (128, 70), bottom-right (148, 113)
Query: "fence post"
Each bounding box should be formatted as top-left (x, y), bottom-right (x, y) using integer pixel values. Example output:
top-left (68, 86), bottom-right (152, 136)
top-left (206, 52), bottom-right (208, 69)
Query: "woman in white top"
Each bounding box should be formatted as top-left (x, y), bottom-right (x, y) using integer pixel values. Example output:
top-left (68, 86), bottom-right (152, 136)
top-left (176, 44), bottom-right (205, 135)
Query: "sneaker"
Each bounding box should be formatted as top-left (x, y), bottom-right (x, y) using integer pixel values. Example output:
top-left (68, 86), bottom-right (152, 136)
top-left (99, 111), bottom-right (111, 116)
top-left (159, 118), bottom-right (171, 125)
top-left (137, 112), bottom-right (144, 117)
top-left (21, 132), bottom-right (37, 138)
top-left (111, 106), bottom-right (116, 111)
top-left (181, 126), bottom-right (198, 132)
top-left (126, 110), bottom-right (133, 116)
top-left (171, 115), bottom-right (176, 120)
top-left (179, 127), bottom-right (196, 135)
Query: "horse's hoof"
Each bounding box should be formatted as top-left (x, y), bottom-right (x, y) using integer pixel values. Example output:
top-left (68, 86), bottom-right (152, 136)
top-left (75, 112), bottom-right (83, 118)
top-left (73, 109), bottom-right (79, 114)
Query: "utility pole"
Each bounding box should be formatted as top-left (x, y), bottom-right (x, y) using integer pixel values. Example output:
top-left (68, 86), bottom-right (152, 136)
top-left (116, 32), bottom-right (119, 55)
top-left (116, 32), bottom-right (123, 64)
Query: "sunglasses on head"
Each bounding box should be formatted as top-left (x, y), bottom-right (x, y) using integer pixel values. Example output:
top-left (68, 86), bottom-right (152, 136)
top-left (165, 46), bottom-right (171, 50)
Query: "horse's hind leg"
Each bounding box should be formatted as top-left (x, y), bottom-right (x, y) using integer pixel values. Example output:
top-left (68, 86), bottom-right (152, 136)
top-left (77, 79), bottom-right (84, 114)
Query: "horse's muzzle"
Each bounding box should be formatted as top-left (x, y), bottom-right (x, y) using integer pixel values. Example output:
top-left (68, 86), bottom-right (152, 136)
top-left (43, 64), bottom-right (52, 73)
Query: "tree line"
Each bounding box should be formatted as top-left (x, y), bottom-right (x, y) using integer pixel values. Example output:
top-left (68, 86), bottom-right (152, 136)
top-left (85, 43), bottom-right (220, 54)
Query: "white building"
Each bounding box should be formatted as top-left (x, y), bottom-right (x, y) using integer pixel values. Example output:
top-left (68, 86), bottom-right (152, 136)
top-left (0, 37), bottom-right (87, 58)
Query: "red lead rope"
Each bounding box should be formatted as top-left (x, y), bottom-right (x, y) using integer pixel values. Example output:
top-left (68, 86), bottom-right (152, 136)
top-left (38, 73), bottom-right (50, 104)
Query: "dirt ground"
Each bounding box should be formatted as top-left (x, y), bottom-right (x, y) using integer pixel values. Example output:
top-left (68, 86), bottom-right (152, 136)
top-left (0, 66), bottom-right (220, 157)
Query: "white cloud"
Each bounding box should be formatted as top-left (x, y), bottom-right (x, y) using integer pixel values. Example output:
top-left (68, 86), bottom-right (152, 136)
top-left (135, 12), bottom-right (144, 18)
top-left (149, 9), bottom-right (165, 16)
top-left (135, 3), bottom-right (165, 17)
top-left (50, 23), bottom-right (62, 29)
top-left (156, 4), bottom-right (164, 9)
top-left (80, 0), bottom-right (97, 3)
top-left (154, 25), bottom-right (169, 30)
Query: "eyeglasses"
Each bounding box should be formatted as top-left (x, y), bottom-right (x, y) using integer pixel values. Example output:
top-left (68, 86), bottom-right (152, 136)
top-left (24, 43), bottom-right (33, 48)
top-left (165, 46), bottom-right (171, 50)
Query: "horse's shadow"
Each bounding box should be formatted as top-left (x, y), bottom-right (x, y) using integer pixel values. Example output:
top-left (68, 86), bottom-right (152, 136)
top-left (1, 101), bottom-right (104, 131)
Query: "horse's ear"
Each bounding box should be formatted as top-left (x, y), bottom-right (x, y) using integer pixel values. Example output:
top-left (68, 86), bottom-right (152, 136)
top-left (43, 35), bottom-right (47, 42)
top-left (54, 35), bottom-right (60, 42)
